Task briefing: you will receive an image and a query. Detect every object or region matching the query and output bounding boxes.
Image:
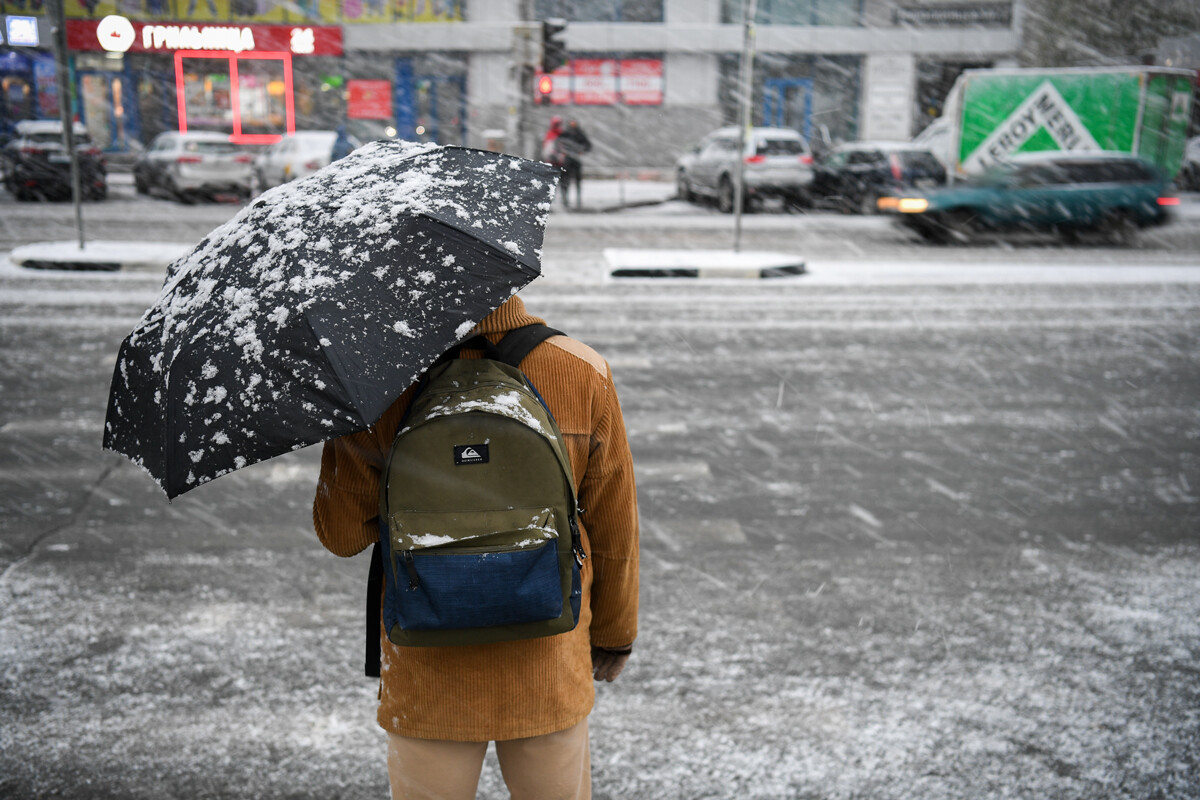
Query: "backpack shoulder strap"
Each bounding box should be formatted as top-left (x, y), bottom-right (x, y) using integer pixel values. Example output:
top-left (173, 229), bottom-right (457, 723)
top-left (493, 324), bottom-right (565, 368)
top-left (365, 540), bottom-right (382, 679)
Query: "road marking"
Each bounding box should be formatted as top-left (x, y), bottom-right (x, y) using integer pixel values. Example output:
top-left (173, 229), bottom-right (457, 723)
top-left (607, 356), bottom-right (653, 369)
top-left (649, 518), bottom-right (747, 548)
top-left (848, 504), bottom-right (882, 527)
top-left (635, 460), bottom-right (711, 482)
top-left (1, 417), bottom-right (104, 434)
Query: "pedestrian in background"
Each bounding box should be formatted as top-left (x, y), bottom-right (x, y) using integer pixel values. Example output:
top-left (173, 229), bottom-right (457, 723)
top-left (313, 294), bottom-right (640, 799)
top-left (552, 118), bottom-right (592, 210)
top-left (541, 115), bottom-right (565, 165)
top-left (330, 125), bottom-right (355, 162)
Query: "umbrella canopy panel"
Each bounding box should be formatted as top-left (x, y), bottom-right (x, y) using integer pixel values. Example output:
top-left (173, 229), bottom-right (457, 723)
top-left (104, 141), bottom-right (560, 498)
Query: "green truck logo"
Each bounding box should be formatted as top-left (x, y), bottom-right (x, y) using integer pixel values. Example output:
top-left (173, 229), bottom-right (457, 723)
top-left (945, 67), bottom-right (1195, 180)
top-left (964, 81), bottom-right (1100, 172)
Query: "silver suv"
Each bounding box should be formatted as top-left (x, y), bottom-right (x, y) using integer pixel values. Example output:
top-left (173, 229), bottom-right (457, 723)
top-left (676, 126), bottom-right (814, 212)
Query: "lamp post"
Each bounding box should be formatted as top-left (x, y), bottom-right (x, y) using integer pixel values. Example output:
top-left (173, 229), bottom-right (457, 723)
top-left (50, 0), bottom-right (85, 249)
top-left (733, 0), bottom-right (758, 253)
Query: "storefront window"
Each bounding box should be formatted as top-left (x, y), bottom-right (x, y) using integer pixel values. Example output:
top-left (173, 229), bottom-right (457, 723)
top-left (180, 60), bottom-right (233, 131)
top-left (534, 0), bottom-right (663, 23)
top-left (722, 0), bottom-right (862, 26)
top-left (2, 75), bottom-right (35, 124)
top-left (237, 59), bottom-right (288, 135)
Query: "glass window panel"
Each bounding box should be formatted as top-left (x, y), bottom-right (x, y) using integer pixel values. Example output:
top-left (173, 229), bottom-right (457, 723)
top-left (723, 0), bottom-right (859, 25)
top-left (763, 0), bottom-right (813, 25)
top-left (535, 0), bottom-right (661, 21)
top-left (621, 0), bottom-right (662, 21)
top-left (814, 0), bottom-right (860, 26)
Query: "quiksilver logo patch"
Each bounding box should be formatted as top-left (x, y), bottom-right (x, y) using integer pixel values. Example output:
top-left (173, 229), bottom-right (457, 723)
top-left (454, 444), bottom-right (489, 465)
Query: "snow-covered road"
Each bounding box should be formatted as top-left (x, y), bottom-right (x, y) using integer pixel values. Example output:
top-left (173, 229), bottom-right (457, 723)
top-left (2, 254), bottom-right (1198, 798)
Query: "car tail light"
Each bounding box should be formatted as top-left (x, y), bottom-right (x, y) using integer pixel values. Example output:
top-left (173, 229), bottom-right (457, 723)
top-left (305, 159), bottom-right (322, 170)
top-left (744, 155), bottom-right (766, 165)
top-left (1157, 196), bottom-right (1180, 206)
top-left (19, 145), bottom-right (46, 156)
top-left (234, 154), bottom-right (254, 164)
top-left (799, 154), bottom-right (813, 165)
top-left (177, 155), bottom-right (203, 164)
top-left (889, 153), bottom-right (903, 181)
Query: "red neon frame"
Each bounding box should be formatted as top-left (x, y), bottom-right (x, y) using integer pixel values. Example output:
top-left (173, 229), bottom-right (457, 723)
top-left (174, 50), bottom-right (295, 145)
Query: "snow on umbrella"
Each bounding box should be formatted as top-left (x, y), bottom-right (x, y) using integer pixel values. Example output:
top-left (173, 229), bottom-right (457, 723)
top-left (103, 139), bottom-right (560, 498)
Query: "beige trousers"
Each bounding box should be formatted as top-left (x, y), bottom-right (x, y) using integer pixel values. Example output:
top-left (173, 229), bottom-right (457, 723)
top-left (387, 719), bottom-right (591, 800)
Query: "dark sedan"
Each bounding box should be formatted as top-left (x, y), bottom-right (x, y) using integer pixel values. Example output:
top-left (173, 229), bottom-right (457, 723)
top-left (880, 151), bottom-right (1175, 244)
top-left (1, 120), bottom-right (107, 201)
top-left (809, 142), bottom-right (945, 214)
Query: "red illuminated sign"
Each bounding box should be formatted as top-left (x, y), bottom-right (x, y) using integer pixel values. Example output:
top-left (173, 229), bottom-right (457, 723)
top-left (573, 59), bottom-right (618, 105)
top-left (619, 59), bottom-right (663, 105)
top-left (347, 79), bottom-right (393, 120)
top-left (66, 19), bottom-right (343, 56)
top-left (531, 59), bottom-right (664, 106)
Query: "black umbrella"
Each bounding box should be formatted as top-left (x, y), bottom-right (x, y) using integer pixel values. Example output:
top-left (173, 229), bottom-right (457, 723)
top-left (104, 140), bottom-right (560, 498)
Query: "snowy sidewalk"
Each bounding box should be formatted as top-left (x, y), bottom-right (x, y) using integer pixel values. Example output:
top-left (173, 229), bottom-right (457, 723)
top-left (5, 178), bottom-right (679, 272)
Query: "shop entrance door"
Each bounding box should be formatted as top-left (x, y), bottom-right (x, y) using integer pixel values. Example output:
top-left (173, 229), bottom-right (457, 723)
top-left (763, 78), bottom-right (813, 141)
top-left (394, 59), bottom-right (467, 146)
top-left (1, 51), bottom-right (37, 137)
top-left (78, 70), bottom-right (140, 152)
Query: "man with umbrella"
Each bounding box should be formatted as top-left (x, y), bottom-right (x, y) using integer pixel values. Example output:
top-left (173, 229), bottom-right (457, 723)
top-left (313, 294), bottom-right (639, 799)
top-left (104, 140), bottom-right (639, 798)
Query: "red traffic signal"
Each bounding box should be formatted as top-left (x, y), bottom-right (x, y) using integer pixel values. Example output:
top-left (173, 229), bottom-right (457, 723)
top-left (537, 74), bottom-right (554, 95)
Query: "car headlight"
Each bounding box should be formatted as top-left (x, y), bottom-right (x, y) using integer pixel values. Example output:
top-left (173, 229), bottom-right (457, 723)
top-left (897, 198), bottom-right (929, 213)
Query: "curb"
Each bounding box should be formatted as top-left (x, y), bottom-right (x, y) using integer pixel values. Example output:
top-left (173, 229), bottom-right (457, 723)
top-left (604, 248), bottom-right (807, 280)
top-left (8, 241), bottom-right (191, 273)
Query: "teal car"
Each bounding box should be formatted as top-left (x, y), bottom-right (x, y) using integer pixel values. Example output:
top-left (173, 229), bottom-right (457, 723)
top-left (880, 151), bottom-right (1176, 244)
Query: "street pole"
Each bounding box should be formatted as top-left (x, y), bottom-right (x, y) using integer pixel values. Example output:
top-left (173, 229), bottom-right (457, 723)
top-left (51, 0), bottom-right (85, 249)
top-left (733, 0), bottom-right (758, 253)
top-left (511, 0), bottom-right (536, 160)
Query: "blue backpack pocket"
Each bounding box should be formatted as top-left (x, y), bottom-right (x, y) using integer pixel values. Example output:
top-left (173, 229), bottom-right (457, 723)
top-left (395, 538), bottom-right (564, 631)
top-left (380, 507), bottom-right (580, 646)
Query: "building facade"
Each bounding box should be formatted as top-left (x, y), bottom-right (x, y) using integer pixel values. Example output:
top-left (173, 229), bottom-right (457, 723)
top-left (1, 0), bottom-right (1021, 168)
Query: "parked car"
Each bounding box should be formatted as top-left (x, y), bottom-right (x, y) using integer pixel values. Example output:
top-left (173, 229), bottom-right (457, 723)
top-left (879, 151), bottom-right (1176, 244)
top-left (676, 126), bottom-right (814, 213)
top-left (809, 141), bottom-right (946, 214)
top-left (253, 130), bottom-right (360, 191)
top-left (1176, 136), bottom-right (1200, 192)
top-left (1, 120), bottom-right (107, 201)
top-left (133, 131), bottom-right (254, 202)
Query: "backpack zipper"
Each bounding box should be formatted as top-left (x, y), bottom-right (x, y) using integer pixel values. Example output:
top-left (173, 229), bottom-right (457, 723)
top-left (570, 516), bottom-right (587, 567)
top-left (401, 550), bottom-right (420, 591)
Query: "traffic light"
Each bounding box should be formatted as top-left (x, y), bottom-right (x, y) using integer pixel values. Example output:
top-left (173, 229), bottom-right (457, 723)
top-left (537, 73), bottom-right (555, 104)
top-left (541, 18), bottom-right (568, 74)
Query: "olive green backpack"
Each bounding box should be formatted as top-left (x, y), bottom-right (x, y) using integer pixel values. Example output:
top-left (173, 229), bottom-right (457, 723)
top-left (365, 325), bottom-right (583, 672)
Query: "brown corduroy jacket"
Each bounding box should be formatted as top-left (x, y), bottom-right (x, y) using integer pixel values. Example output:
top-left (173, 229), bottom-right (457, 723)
top-left (313, 296), bottom-right (639, 741)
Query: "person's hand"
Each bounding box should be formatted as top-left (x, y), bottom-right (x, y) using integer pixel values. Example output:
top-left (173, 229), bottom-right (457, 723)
top-left (591, 646), bottom-right (631, 682)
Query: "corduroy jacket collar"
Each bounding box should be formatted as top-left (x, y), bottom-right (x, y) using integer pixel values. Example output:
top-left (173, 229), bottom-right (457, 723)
top-left (470, 295), bottom-right (545, 338)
